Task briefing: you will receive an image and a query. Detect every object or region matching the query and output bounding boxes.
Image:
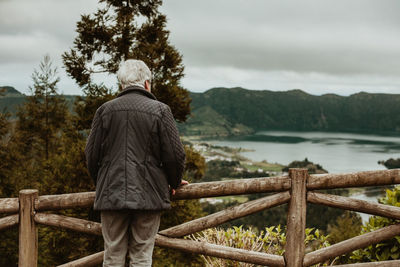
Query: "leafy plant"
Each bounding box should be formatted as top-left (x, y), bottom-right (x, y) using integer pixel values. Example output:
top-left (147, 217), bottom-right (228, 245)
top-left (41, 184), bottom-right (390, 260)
top-left (190, 226), bottom-right (330, 267)
top-left (350, 186), bottom-right (400, 262)
top-left (326, 211), bottom-right (362, 264)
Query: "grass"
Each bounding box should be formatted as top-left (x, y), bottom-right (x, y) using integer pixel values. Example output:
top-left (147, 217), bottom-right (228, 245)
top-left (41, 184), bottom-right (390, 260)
top-left (216, 195), bottom-right (249, 203)
top-left (241, 161), bottom-right (283, 173)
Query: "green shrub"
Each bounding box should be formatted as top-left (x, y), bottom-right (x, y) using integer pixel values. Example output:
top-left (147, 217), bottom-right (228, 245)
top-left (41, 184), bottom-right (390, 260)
top-left (350, 186), bottom-right (400, 262)
top-left (190, 226), bottom-right (330, 267)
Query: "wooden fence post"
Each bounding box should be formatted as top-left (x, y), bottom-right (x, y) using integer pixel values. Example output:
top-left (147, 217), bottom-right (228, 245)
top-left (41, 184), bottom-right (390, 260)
top-left (19, 189), bottom-right (38, 267)
top-left (284, 169), bottom-right (308, 267)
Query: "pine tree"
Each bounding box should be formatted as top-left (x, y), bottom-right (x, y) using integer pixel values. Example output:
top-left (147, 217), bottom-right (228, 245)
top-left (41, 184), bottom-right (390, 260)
top-left (0, 56), bottom-right (75, 266)
top-left (63, 1), bottom-right (204, 265)
top-left (63, 0), bottom-right (191, 130)
top-left (0, 90), bottom-right (14, 197)
top-left (0, 90), bottom-right (19, 267)
top-left (17, 55), bottom-right (68, 163)
top-left (0, 56), bottom-right (101, 266)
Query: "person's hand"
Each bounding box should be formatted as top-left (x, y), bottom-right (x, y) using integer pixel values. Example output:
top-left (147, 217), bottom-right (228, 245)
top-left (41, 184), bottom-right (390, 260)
top-left (172, 179), bottom-right (189, 195)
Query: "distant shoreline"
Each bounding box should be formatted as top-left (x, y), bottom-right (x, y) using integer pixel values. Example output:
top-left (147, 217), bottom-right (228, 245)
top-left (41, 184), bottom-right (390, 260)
top-left (183, 128), bottom-right (400, 141)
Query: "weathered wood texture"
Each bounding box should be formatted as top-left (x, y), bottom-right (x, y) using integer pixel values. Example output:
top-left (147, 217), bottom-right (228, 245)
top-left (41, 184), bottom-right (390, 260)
top-left (31, 177), bottom-right (290, 211)
top-left (3, 168), bottom-right (400, 267)
top-left (56, 232), bottom-right (287, 267)
top-left (284, 169), bottom-right (307, 267)
top-left (173, 176), bottom-right (290, 200)
top-left (333, 260), bottom-right (400, 267)
top-left (308, 191), bottom-right (400, 219)
top-left (303, 223), bottom-right (400, 267)
top-left (308, 169), bottom-right (400, 190)
top-left (155, 234), bottom-right (285, 267)
top-left (57, 251), bottom-right (104, 267)
top-left (18, 189), bottom-right (38, 267)
top-left (160, 191), bottom-right (290, 238)
top-left (0, 214), bottom-right (19, 231)
top-left (34, 213), bottom-right (102, 236)
top-left (36, 192), bottom-right (95, 211)
top-left (0, 197), bottom-right (19, 213)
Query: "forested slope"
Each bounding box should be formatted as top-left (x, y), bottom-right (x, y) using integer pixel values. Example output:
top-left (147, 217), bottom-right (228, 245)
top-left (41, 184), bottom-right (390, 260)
top-left (180, 87), bottom-right (400, 136)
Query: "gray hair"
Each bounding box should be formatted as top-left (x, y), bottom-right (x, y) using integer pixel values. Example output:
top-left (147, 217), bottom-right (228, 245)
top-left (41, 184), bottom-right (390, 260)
top-left (117, 59), bottom-right (152, 89)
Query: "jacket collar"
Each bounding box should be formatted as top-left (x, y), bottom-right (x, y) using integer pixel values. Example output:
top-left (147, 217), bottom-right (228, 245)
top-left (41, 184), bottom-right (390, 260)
top-left (117, 85), bottom-right (157, 100)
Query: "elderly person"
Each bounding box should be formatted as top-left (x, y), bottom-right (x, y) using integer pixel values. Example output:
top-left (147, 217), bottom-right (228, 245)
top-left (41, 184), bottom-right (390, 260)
top-left (85, 59), bottom-right (187, 267)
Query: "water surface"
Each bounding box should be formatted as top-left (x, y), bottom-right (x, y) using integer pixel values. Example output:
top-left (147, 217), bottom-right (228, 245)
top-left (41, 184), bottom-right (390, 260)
top-left (208, 131), bottom-right (400, 173)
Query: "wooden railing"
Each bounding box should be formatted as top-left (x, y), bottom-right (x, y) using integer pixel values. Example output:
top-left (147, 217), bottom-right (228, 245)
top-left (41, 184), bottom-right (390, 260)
top-left (1, 168), bottom-right (400, 266)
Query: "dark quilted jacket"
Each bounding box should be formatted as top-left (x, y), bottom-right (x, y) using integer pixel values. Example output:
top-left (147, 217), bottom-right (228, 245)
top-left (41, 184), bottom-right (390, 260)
top-left (85, 86), bottom-right (185, 211)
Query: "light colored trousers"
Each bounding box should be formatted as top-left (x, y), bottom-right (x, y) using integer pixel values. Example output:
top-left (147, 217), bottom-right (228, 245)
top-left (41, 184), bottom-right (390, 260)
top-left (101, 210), bottom-right (161, 267)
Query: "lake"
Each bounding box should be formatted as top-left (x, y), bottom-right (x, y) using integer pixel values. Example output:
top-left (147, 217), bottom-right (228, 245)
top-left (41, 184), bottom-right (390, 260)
top-left (208, 131), bottom-right (400, 221)
top-left (208, 131), bottom-right (400, 174)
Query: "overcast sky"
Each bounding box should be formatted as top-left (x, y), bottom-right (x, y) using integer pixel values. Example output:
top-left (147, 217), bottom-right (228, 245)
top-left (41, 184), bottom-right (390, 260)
top-left (1, 0), bottom-right (400, 95)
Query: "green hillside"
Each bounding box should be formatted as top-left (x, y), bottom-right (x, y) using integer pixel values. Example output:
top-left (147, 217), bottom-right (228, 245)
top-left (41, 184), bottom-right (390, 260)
top-left (0, 86), bottom-right (25, 115)
top-left (179, 105), bottom-right (253, 136)
top-left (0, 86), bottom-right (77, 116)
top-left (179, 87), bottom-right (400, 136)
top-left (3, 86), bottom-right (400, 136)
top-left (0, 86), bottom-right (23, 97)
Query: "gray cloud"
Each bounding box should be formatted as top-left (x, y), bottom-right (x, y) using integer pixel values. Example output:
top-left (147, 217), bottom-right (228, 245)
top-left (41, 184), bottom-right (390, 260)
top-left (0, 0), bottom-right (98, 93)
top-left (0, 0), bottom-right (97, 39)
top-left (0, 0), bottom-right (399, 95)
top-left (162, 0), bottom-right (400, 76)
top-left (0, 0), bottom-right (99, 62)
top-left (182, 66), bottom-right (400, 95)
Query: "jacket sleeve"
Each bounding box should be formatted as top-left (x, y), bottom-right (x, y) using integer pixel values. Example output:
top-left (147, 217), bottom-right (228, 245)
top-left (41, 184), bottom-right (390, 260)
top-left (85, 106), bottom-right (104, 185)
top-left (159, 104), bottom-right (186, 189)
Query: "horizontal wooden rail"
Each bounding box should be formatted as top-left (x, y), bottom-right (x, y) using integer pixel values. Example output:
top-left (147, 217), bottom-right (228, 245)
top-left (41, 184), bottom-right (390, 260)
top-left (28, 176), bottom-right (291, 212)
top-left (0, 197), bottom-right (19, 213)
top-left (59, 234), bottom-right (286, 267)
top-left (36, 192), bottom-right (95, 211)
top-left (0, 214), bottom-right (19, 231)
top-left (307, 169), bottom-right (400, 190)
top-left (333, 260), bottom-right (400, 267)
top-left (3, 168), bottom-right (400, 267)
top-left (57, 251), bottom-right (104, 267)
top-left (155, 234), bottom-right (285, 267)
top-left (34, 213), bottom-right (102, 236)
top-left (173, 175), bottom-right (290, 200)
top-left (308, 191), bottom-right (400, 219)
top-left (25, 169), bottom-right (400, 211)
top-left (160, 191), bottom-right (290, 237)
top-left (54, 231), bottom-right (287, 267)
top-left (303, 223), bottom-right (400, 267)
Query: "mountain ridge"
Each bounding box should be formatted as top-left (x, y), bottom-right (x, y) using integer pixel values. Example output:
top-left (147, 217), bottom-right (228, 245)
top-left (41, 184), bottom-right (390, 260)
top-left (2, 85), bottom-right (400, 136)
top-left (0, 86), bottom-right (78, 116)
top-left (180, 87), bottom-right (400, 136)
top-left (0, 86), bottom-right (24, 97)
